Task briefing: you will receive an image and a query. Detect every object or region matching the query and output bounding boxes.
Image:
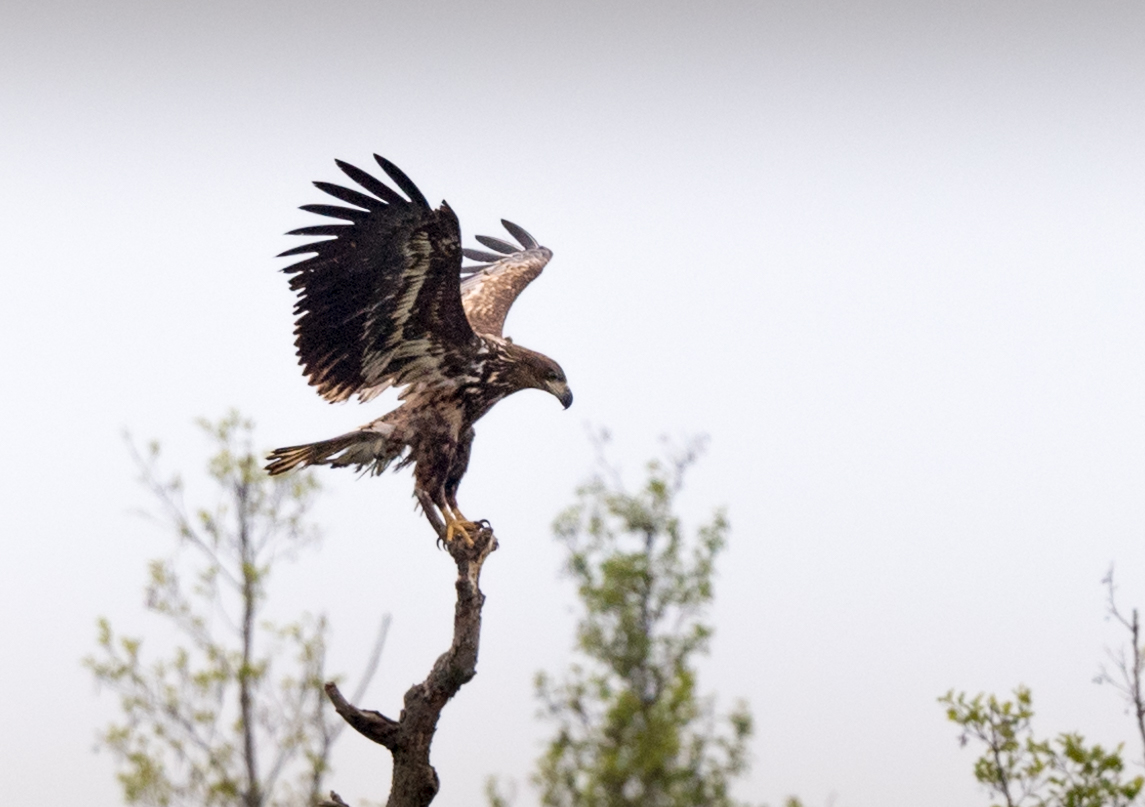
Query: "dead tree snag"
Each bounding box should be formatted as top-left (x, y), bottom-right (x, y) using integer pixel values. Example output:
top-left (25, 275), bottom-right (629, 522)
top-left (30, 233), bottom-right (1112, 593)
top-left (321, 524), bottom-right (497, 807)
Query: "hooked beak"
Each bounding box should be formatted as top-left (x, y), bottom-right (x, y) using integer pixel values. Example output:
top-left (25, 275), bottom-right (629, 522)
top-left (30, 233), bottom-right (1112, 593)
top-left (548, 380), bottom-right (574, 410)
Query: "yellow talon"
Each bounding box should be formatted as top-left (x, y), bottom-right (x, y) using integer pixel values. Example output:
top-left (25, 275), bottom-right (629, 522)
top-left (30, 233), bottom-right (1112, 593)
top-left (441, 503), bottom-right (480, 545)
top-left (444, 519), bottom-right (461, 544)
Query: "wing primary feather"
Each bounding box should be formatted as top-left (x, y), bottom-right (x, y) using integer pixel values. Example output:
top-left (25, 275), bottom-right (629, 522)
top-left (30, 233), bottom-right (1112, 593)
top-left (299, 203), bottom-right (368, 222)
top-left (287, 224), bottom-right (351, 237)
top-left (313, 181), bottom-right (386, 211)
top-left (462, 248), bottom-right (508, 262)
top-left (277, 243), bottom-right (321, 258)
top-left (335, 159), bottom-right (406, 205)
top-left (475, 235), bottom-right (519, 254)
top-left (460, 264), bottom-right (492, 274)
top-left (374, 155), bottom-right (429, 208)
top-left (501, 220), bottom-right (538, 249)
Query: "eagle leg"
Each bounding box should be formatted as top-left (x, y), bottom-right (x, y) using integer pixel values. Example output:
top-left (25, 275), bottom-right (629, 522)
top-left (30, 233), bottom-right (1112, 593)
top-left (443, 503), bottom-right (481, 547)
top-left (444, 520), bottom-right (471, 546)
top-left (416, 490), bottom-right (479, 546)
top-left (415, 490), bottom-right (449, 545)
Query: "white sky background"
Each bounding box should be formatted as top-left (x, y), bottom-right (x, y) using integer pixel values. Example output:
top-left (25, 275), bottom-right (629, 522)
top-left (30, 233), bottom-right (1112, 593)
top-left (2, 0), bottom-right (1144, 804)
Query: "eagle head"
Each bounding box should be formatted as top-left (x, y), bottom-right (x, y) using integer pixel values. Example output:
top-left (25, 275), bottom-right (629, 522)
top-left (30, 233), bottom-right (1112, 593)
top-left (503, 343), bottom-right (573, 409)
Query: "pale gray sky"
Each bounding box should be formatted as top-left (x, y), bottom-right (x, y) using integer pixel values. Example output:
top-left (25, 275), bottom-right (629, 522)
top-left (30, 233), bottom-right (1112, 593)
top-left (3, 1), bottom-right (1145, 805)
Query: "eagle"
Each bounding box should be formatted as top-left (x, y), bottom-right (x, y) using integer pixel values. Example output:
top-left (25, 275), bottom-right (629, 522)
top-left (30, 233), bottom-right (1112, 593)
top-left (265, 154), bottom-right (572, 543)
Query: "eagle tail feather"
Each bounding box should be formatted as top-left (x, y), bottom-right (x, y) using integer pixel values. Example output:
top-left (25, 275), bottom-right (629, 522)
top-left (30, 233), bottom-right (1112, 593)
top-left (265, 427), bottom-right (401, 477)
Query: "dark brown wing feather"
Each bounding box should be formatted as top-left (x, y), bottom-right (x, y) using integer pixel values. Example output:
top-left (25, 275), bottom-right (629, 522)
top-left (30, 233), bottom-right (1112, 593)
top-left (459, 220), bottom-right (552, 337)
top-left (280, 156), bottom-right (477, 402)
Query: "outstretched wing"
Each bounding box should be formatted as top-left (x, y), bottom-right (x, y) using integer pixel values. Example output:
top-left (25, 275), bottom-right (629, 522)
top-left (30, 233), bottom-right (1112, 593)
top-left (279, 155), bottom-right (477, 402)
top-left (459, 221), bottom-right (552, 338)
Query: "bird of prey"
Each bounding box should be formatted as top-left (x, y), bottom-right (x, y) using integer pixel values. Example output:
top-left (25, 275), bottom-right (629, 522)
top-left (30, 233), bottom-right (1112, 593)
top-left (265, 154), bottom-right (572, 543)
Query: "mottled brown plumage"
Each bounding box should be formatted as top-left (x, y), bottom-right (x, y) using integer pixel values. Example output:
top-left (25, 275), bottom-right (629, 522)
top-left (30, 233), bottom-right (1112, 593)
top-left (266, 155), bottom-right (571, 541)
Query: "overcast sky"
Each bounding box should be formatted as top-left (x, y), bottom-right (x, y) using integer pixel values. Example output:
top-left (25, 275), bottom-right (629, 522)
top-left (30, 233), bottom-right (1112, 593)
top-left (3, 1), bottom-right (1145, 805)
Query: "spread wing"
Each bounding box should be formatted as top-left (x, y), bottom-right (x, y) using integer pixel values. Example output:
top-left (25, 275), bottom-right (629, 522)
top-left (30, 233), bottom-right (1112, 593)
top-left (279, 155), bottom-right (477, 403)
top-left (459, 221), bottom-right (552, 338)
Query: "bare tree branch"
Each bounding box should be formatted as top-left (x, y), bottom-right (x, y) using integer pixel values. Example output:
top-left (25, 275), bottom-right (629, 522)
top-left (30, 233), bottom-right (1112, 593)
top-left (1097, 567), bottom-right (1145, 769)
top-left (325, 526), bottom-right (497, 807)
top-left (350, 614), bottom-right (393, 707)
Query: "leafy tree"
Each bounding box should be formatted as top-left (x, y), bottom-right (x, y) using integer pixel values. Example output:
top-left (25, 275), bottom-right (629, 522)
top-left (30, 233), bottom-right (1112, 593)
top-left (531, 438), bottom-right (754, 807)
top-left (87, 412), bottom-right (388, 807)
top-left (939, 687), bottom-right (1143, 807)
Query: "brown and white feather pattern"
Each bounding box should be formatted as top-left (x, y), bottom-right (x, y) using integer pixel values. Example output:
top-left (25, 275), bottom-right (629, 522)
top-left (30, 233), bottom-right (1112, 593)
top-left (460, 221), bottom-right (552, 338)
top-left (268, 155), bottom-right (572, 537)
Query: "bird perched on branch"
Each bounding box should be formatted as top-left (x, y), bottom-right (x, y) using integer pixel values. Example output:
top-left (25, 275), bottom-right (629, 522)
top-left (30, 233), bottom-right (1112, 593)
top-left (266, 154), bottom-right (572, 543)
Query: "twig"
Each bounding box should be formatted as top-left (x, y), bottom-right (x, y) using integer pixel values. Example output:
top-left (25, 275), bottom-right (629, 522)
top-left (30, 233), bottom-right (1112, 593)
top-left (1098, 567), bottom-right (1145, 769)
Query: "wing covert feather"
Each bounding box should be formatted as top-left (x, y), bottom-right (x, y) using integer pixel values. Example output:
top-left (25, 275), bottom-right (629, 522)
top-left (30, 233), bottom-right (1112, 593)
top-left (460, 221), bottom-right (552, 337)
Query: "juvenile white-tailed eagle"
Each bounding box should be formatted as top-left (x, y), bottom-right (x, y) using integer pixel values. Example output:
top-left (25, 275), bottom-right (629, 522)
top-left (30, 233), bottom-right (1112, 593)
top-left (266, 155), bottom-right (571, 543)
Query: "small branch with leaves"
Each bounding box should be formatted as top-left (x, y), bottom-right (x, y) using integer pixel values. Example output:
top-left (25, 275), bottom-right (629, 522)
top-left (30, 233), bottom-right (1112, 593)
top-left (940, 686), bottom-right (1144, 807)
top-left (88, 413), bottom-right (389, 807)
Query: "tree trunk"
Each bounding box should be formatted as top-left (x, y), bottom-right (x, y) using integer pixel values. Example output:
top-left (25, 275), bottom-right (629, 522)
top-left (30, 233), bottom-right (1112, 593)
top-left (237, 479), bottom-right (262, 807)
